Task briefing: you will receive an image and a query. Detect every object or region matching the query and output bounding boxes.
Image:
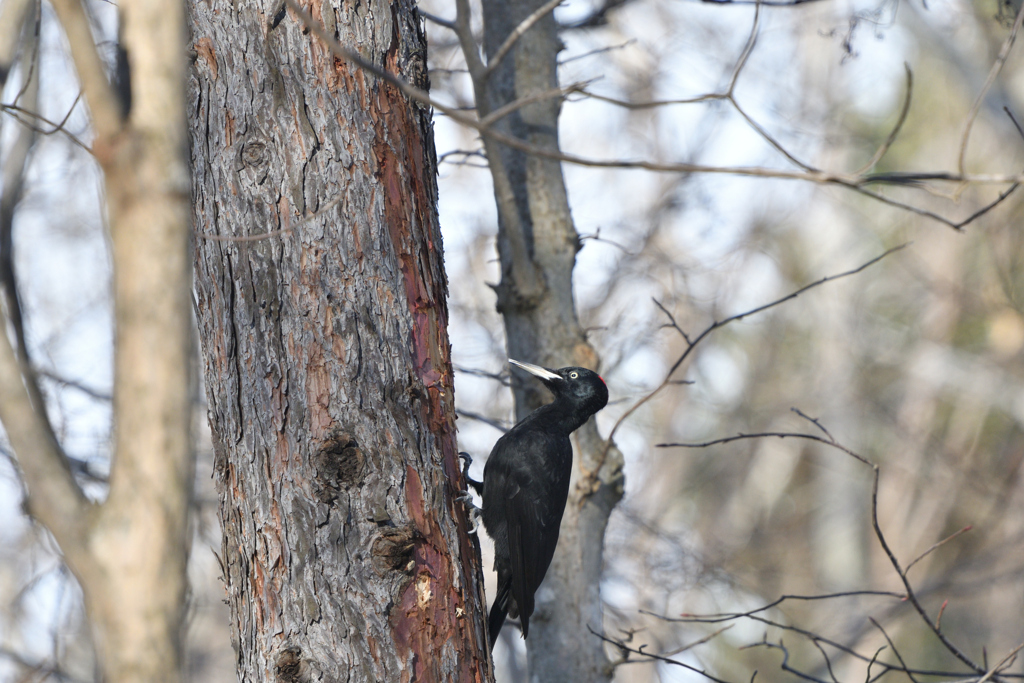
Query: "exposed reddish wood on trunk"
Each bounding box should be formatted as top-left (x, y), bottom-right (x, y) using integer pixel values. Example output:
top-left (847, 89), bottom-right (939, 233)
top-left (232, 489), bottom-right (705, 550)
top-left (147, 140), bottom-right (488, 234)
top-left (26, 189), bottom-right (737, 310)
top-left (371, 49), bottom-right (489, 677)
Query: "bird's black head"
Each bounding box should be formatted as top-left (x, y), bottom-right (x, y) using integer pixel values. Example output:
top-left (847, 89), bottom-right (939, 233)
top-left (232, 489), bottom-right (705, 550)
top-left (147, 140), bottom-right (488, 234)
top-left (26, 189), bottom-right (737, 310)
top-left (509, 359), bottom-right (609, 419)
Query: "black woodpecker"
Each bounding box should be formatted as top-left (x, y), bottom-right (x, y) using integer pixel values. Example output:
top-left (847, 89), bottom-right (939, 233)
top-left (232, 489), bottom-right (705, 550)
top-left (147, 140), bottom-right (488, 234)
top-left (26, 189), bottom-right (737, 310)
top-left (482, 358), bottom-right (609, 649)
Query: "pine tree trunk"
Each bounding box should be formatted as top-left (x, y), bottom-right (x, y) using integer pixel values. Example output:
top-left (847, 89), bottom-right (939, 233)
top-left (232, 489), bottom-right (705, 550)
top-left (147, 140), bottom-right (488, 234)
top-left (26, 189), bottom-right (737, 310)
top-left (187, 0), bottom-right (491, 679)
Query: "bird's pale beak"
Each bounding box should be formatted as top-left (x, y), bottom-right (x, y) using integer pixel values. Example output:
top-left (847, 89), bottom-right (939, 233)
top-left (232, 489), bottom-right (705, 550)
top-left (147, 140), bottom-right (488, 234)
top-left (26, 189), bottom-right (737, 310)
top-left (509, 358), bottom-right (561, 381)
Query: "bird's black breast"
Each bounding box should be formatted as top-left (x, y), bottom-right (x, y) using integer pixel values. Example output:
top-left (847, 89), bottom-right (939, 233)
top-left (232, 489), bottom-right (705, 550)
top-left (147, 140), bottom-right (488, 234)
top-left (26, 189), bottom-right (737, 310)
top-left (481, 422), bottom-right (573, 583)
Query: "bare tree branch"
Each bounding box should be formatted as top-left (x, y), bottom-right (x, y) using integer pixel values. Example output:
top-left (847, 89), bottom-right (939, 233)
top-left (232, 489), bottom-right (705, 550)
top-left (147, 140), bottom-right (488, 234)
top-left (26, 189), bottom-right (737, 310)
top-left (480, 80), bottom-right (589, 127)
top-left (869, 468), bottom-right (986, 674)
top-left (418, 8), bottom-right (456, 30)
top-left (1, 97), bottom-right (91, 152)
top-left (1, 2), bottom-right (39, 372)
top-left (588, 625), bottom-right (734, 683)
top-left (958, 0), bottom-right (1024, 177)
top-left (659, 431), bottom-right (872, 465)
top-left (854, 179), bottom-right (1021, 230)
top-left (855, 63), bottom-right (913, 176)
top-left (0, 314), bottom-right (91, 547)
top-left (869, 617), bottom-right (919, 683)
top-left (47, 0), bottom-right (122, 138)
top-left (607, 244), bottom-right (907, 450)
top-left (977, 642), bottom-right (1024, 683)
top-left (483, 0), bottom-right (564, 79)
top-left (904, 525), bottom-right (973, 575)
top-left (455, 408), bottom-right (510, 433)
top-left (0, 646), bottom-right (90, 683)
top-left (643, 589), bottom-right (904, 622)
top-left (283, 0), bottom-right (1024, 235)
top-left (663, 422), bottom-right (989, 675)
top-left (36, 367), bottom-right (112, 401)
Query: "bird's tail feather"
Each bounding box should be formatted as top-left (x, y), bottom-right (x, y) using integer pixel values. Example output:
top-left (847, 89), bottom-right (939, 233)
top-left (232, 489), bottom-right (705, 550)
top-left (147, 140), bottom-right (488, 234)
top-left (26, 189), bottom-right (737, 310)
top-left (488, 580), bottom-right (511, 650)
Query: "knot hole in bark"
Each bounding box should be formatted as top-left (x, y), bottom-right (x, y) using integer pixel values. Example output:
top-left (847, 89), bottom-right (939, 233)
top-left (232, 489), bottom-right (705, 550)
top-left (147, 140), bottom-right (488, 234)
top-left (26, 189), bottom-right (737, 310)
top-left (241, 139), bottom-right (268, 168)
top-left (312, 432), bottom-right (364, 503)
top-left (371, 525), bottom-right (418, 575)
top-left (274, 647), bottom-right (308, 683)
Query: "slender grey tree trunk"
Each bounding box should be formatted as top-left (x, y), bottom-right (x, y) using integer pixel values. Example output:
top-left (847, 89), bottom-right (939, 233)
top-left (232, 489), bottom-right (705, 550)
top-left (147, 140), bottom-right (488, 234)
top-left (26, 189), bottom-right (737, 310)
top-left (478, 0), bottom-right (624, 679)
top-left (187, 0), bottom-right (492, 679)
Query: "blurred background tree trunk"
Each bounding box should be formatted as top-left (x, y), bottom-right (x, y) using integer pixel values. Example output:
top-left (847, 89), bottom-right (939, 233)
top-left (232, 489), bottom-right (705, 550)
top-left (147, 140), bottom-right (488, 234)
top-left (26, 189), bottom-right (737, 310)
top-left (187, 0), bottom-right (491, 679)
top-left (478, 0), bottom-right (624, 678)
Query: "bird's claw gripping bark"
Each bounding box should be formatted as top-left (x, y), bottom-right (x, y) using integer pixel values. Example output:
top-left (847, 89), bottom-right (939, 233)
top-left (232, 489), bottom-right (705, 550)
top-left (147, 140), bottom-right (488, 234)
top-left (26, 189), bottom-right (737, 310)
top-left (456, 452), bottom-right (483, 534)
top-left (457, 495), bottom-right (481, 534)
top-left (458, 452), bottom-right (484, 495)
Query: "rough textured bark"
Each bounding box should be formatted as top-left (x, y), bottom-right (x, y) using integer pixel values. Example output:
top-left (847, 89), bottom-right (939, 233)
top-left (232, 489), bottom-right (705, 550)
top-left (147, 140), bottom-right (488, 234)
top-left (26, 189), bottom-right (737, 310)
top-left (187, 0), bottom-right (491, 679)
top-left (0, 0), bottom-right (194, 677)
top-left (478, 0), bottom-right (624, 679)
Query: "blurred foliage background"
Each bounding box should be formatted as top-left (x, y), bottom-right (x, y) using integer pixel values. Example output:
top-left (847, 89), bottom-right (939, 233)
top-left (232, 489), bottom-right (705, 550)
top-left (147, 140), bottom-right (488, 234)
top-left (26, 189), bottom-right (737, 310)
top-left (2, 0), bottom-right (1024, 679)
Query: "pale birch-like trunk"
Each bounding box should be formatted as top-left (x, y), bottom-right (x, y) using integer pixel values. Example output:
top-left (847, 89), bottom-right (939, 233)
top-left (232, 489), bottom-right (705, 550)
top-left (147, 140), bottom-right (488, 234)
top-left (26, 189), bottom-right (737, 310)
top-left (0, 0), bottom-right (194, 677)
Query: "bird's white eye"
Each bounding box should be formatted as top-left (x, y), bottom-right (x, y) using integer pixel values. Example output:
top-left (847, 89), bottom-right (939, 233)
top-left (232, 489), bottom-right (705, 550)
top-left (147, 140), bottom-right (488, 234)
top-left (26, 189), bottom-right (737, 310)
top-left (569, 371), bottom-right (579, 379)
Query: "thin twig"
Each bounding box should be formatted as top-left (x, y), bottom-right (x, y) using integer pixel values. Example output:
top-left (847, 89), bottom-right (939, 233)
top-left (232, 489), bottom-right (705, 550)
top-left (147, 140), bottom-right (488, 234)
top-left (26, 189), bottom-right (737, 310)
top-left (582, 89), bottom-right (726, 109)
top-left (790, 407), bottom-right (834, 441)
top-left (1006, 106), bottom-right (1024, 141)
top-left (661, 625), bottom-right (734, 657)
top-left (652, 297), bottom-right (691, 343)
top-left (578, 1), bottom-right (757, 108)
top-left (869, 617), bottom-right (919, 683)
top-left (453, 364), bottom-right (512, 384)
top-left (810, 639), bottom-right (840, 683)
top-left (418, 9), bottom-right (456, 30)
top-left (36, 369), bottom-right (112, 401)
top-left (559, 40), bottom-right (635, 65)
top-left (869, 469), bottom-right (985, 673)
top-left (480, 81), bottom-right (589, 127)
top-left (731, 96), bottom-right (816, 171)
top-left (47, 0), bottom-right (122, 138)
top-left (455, 408), bottom-right (510, 433)
top-left (0, 647), bottom-right (89, 683)
top-left (726, 1), bottom-right (761, 95)
top-left (950, 184), bottom-right (1020, 229)
top-left (658, 431), bottom-right (871, 466)
top-left (483, 0), bottom-right (565, 79)
top-left (746, 638), bottom-right (831, 683)
top-left (848, 185), bottom-right (968, 231)
top-left (438, 148), bottom-right (486, 164)
top-left (642, 590), bottom-right (903, 623)
top-left (855, 63), bottom-right (913, 176)
top-left (588, 625), bottom-right (734, 683)
top-left (977, 642), bottom-right (1024, 683)
top-left (608, 244), bottom-right (906, 451)
top-left (866, 646), bottom-right (887, 683)
top-left (904, 525), bottom-right (973, 574)
top-left (958, 1), bottom-right (1024, 177)
top-left (1, 99), bottom-right (90, 153)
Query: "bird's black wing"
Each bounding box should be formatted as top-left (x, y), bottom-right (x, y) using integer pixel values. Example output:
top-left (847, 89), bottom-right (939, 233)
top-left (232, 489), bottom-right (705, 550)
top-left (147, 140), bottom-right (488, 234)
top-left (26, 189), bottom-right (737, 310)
top-left (495, 429), bottom-right (572, 638)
